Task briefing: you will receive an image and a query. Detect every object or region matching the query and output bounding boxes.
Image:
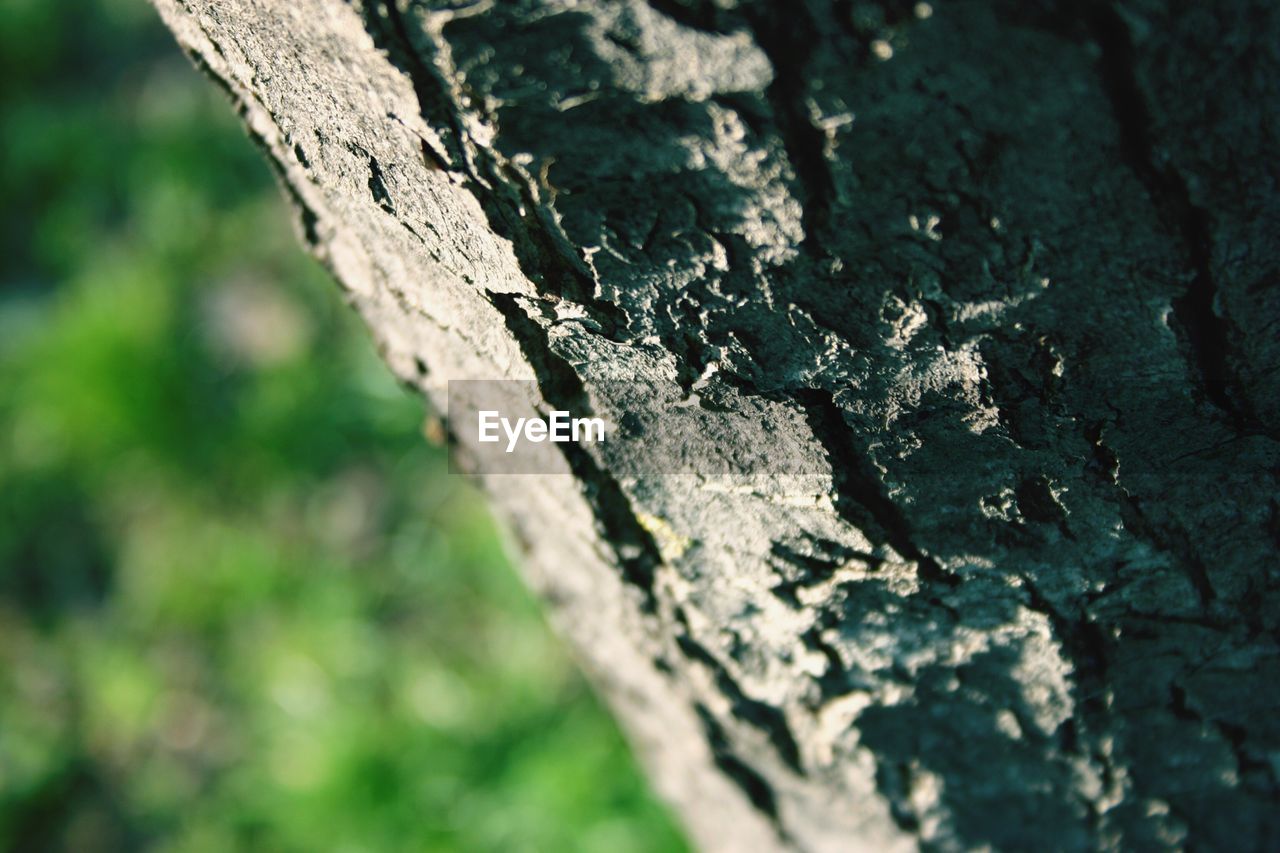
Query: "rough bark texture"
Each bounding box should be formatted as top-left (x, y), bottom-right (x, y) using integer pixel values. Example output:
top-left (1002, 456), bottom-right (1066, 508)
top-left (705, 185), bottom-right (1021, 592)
top-left (151, 0), bottom-right (1279, 849)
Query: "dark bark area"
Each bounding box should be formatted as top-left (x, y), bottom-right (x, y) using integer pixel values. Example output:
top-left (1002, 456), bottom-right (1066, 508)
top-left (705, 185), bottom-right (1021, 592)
top-left (152, 0), bottom-right (1279, 849)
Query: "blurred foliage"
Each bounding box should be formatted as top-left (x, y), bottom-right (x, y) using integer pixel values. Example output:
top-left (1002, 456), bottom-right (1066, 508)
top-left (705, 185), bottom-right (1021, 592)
top-left (0, 0), bottom-right (685, 849)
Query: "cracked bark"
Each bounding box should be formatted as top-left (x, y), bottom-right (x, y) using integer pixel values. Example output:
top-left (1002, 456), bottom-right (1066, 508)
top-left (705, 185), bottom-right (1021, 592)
top-left (152, 0), bottom-right (1279, 849)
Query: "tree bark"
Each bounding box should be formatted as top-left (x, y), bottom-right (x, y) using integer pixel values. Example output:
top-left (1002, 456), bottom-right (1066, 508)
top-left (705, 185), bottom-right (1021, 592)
top-left (151, 0), bottom-right (1279, 849)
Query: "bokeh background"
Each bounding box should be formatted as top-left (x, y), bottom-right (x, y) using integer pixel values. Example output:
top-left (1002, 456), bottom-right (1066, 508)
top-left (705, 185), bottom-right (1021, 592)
top-left (0, 0), bottom-right (684, 849)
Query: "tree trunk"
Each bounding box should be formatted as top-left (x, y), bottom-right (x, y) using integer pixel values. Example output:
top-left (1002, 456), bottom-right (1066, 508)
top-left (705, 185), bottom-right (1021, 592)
top-left (151, 0), bottom-right (1279, 848)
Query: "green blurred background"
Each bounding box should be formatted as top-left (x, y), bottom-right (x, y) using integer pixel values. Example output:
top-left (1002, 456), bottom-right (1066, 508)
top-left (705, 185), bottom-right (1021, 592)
top-left (0, 0), bottom-right (684, 849)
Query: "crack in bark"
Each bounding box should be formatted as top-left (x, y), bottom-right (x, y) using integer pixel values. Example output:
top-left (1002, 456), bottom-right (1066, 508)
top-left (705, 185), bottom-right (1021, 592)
top-left (487, 291), bottom-right (663, 611)
top-left (373, 1), bottom-right (633, 337)
top-left (674, 611), bottom-right (803, 774)
top-left (738, 1), bottom-right (834, 251)
top-left (1082, 420), bottom-right (1217, 608)
top-left (1014, 571), bottom-right (1113, 844)
top-left (796, 388), bottom-right (958, 588)
top-left (694, 703), bottom-right (789, 836)
top-left (363, 1), bottom-right (472, 175)
top-left (360, 0), bottom-right (678, 608)
top-left (1088, 3), bottom-right (1268, 439)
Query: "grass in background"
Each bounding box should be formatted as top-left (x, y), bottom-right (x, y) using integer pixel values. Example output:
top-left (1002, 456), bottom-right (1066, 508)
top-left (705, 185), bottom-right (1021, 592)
top-left (0, 0), bottom-right (685, 849)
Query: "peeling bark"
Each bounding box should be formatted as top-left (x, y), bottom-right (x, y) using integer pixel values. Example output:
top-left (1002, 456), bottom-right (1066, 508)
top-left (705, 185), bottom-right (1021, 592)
top-left (151, 0), bottom-right (1279, 849)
